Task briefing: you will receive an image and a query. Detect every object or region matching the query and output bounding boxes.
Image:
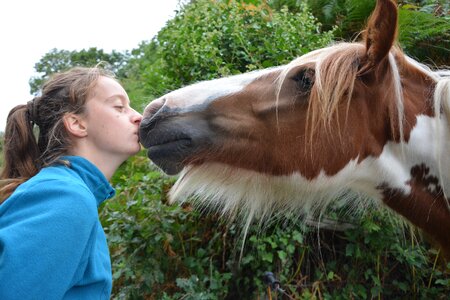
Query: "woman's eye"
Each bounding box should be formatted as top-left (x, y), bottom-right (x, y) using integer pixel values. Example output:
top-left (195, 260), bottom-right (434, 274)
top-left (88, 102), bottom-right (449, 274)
top-left (114, 106), bottom-right (125, 112)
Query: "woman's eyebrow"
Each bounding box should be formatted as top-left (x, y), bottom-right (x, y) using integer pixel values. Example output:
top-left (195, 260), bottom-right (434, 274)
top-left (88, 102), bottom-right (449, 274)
top-left (105, 95), bottom-right (130, 104)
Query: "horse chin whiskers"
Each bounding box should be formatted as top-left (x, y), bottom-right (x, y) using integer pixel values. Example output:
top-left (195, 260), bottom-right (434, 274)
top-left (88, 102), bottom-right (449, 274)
top-left (168, 162), bottom-right (376, 229)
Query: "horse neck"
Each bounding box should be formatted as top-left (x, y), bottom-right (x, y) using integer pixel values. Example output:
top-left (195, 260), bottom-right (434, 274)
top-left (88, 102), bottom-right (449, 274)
top-left (377, 59), bottom-right (450, 259)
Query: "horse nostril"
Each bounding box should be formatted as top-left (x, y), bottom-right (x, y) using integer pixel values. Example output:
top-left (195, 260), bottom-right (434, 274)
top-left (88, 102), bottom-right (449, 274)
top-left (143, 97), bottom-right (166, 119)
top-left (140, 97), bottom-right (169, 136)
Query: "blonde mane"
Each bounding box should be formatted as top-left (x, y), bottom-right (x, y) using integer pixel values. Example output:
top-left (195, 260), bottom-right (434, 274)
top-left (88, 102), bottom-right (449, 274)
top-left (431, 69), bottom-right (450, 212)
top-left (403, 55), bottom-right (450, 212)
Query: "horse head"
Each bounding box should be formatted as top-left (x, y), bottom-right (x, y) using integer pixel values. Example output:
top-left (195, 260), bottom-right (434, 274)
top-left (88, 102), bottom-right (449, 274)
top-left (139, 0), bottom-right (450, 258)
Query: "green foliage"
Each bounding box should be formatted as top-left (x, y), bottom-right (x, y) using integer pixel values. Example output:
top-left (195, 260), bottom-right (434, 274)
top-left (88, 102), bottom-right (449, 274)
top-left (101, 153), bottom-right (233, 299)
top-left (306, 0), bottom-right (449, 65)
top-left (29, 47), bottom-right (129, 94)
top-left (398, 6), bottom-right (449, 65)
top-left (306, 0), bottom-right (376, 36)
top-left (119, 41), bottom-right (165, 112)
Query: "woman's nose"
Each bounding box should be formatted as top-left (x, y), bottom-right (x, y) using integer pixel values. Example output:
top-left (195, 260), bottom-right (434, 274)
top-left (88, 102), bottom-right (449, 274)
top-left (131, 109), bottom-right (143, 125)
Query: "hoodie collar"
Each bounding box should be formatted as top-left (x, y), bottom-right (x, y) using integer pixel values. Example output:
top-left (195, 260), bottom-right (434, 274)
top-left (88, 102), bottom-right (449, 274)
top-left (62, 156), bottom-right (116, 206)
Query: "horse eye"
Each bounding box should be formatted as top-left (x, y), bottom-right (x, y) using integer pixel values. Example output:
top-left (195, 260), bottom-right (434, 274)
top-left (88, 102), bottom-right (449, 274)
top-left (291, 69), bottom-right (315, 92)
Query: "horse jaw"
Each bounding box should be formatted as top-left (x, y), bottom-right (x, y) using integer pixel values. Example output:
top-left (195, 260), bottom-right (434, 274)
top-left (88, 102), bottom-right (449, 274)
top-left (168, 160), bottom-right (381, 225)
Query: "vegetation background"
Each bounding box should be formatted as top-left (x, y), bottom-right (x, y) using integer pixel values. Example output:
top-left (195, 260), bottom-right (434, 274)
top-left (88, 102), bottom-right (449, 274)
top-left (1, 0), bottom-right (449, 299)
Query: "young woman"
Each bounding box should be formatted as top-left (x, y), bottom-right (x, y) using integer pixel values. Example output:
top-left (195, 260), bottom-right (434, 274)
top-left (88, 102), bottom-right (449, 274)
top-left (0, 67), bottom-right (142, 299)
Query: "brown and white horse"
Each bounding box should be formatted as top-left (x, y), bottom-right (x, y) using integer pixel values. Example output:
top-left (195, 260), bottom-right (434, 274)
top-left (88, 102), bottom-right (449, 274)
top-left (139, 0), bottom-right (450, 258)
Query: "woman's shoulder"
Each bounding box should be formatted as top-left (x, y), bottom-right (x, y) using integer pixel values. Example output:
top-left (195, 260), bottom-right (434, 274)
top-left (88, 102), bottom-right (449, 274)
top-left (25, 165), bottom-right (91, 195)
top-left (2, 165), bottom-right (98, 219)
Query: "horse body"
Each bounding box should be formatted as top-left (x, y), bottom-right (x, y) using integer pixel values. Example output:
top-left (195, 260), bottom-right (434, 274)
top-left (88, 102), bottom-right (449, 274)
top-left (139, 0), bottom-right (450, 257)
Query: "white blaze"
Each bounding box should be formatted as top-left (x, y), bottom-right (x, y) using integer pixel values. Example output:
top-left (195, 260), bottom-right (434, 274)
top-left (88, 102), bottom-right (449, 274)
top-left (162, 67), bottom-right (282, 109)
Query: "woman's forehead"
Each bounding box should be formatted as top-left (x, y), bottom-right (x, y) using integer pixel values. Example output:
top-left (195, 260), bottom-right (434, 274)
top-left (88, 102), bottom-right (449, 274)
top-left (90, 76), bottom-right (128, 101)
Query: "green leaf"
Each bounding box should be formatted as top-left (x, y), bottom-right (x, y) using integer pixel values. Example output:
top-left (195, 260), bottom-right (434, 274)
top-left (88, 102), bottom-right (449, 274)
top-left (262, 252), bottom-right (274, 263)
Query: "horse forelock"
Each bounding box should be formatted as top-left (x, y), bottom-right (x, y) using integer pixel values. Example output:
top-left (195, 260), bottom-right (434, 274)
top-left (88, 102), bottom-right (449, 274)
top-left (276, 43), bottom-right (366, 141)
top-left (278, 44), bottom-right (421, 144)
top-left (274, 43), bottom-right (450, 150)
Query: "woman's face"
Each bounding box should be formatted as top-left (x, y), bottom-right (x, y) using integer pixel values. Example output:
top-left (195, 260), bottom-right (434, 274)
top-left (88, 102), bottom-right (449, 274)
top-left (82, 76), bottom-right (142, 162)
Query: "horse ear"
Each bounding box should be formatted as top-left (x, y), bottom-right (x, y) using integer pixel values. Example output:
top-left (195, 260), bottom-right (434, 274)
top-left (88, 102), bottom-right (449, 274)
top-left (359, 0), bottom-right (398, 75)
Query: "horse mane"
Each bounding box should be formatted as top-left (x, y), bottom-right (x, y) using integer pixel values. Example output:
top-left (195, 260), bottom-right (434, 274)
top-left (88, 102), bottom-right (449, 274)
top-left (389, 52), bottom-right (450, 213)
top-left (276, 42), bottom-right (450, 147)
top-left (430, 66), bottom-right (450, 212)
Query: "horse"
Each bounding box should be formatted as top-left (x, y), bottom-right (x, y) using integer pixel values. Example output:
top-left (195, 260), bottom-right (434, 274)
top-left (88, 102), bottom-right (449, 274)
top-left (139, 0), bottom-right (450, 259)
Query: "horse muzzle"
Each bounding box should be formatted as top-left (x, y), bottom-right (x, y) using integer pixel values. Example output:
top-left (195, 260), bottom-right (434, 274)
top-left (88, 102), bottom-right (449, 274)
top-left (139, 100), bottom-right (213, 175)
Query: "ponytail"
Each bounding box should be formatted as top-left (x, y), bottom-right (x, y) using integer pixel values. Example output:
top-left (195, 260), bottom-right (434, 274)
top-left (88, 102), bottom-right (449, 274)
top-left (1, 103), bottom-right (40, 202)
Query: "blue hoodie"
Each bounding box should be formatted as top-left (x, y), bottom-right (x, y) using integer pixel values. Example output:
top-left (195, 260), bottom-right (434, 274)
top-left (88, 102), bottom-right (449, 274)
top-left (0, 156), bottom-right (115, 300)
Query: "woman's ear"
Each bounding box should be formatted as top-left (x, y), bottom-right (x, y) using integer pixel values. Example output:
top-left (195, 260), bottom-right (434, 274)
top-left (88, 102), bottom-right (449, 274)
top-left (63, 113), bottom-right (88, 138)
